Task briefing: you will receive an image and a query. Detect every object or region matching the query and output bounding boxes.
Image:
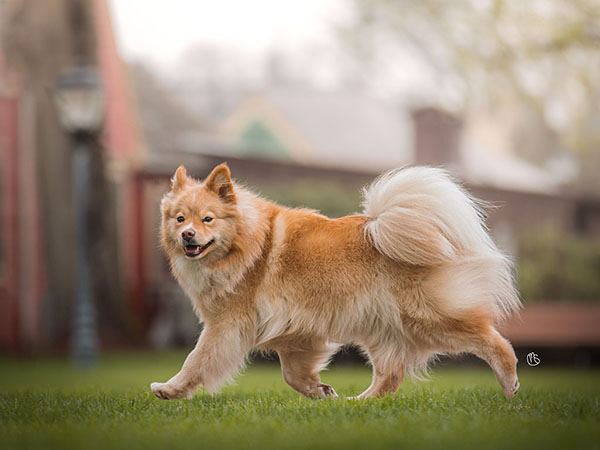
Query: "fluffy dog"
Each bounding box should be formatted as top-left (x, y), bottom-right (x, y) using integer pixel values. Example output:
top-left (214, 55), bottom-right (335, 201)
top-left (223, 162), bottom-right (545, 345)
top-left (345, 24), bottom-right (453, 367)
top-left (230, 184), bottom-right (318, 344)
top-left (151, 163), bottom-right (521, 400)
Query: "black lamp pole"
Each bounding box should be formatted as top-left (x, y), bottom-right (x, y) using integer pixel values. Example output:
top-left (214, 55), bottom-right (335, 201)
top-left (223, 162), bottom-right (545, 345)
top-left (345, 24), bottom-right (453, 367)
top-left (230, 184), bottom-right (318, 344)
top-left (55, 66), bottom-right (104, 368)
top-left (71, 135), bottom-right (97, 368)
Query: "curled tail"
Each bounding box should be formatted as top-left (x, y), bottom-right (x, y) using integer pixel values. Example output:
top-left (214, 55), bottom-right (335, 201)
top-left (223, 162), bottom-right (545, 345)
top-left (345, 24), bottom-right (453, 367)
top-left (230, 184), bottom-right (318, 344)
top-left (362, 166), bottom-right (521, 320)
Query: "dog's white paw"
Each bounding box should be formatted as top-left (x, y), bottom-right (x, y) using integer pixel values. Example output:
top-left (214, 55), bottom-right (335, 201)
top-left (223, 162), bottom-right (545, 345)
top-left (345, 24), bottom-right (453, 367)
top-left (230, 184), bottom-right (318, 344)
top-left (317, 383), bottom-right (338, 398)
top-left (151, 381), bottom-right (192, 400)
top-left (503, 377), bottom-right (520, 399)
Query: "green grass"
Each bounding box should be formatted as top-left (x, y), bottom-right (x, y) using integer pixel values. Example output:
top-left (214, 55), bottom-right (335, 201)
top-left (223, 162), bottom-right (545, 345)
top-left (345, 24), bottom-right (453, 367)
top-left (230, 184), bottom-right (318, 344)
top-left (1, 351), bottom-right (599, 450)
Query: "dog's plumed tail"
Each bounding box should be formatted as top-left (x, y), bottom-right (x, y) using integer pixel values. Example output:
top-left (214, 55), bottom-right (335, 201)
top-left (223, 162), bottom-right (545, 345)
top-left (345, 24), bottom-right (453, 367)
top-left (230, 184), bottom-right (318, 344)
top-left (362, 166), bottom-right (521, 320)
top-left (362, 167), bottom-right (489, 266)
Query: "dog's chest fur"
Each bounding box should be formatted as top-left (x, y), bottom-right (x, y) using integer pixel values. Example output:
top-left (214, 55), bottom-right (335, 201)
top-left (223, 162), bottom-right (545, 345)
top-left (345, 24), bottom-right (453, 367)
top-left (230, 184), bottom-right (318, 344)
top-left (172, 256), bottom-right (248, 319)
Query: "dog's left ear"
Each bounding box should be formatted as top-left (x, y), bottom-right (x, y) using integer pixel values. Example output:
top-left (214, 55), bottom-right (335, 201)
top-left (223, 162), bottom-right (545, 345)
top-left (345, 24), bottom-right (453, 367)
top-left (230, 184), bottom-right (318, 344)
top-left (205, 163), bottom-right (236, 203)
top-left (171, 165), bottom-right (188, 193)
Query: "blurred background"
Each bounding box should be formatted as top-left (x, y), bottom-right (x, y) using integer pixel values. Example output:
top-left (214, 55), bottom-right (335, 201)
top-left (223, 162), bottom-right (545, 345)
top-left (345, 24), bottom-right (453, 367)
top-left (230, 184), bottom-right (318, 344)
top-left (0, 0), bottom-right (599, 366)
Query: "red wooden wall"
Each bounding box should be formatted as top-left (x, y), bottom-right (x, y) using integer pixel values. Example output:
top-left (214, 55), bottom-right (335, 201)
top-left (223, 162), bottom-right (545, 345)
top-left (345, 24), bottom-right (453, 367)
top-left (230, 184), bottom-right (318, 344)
top-left (0, 95), bottom-right (19, 350)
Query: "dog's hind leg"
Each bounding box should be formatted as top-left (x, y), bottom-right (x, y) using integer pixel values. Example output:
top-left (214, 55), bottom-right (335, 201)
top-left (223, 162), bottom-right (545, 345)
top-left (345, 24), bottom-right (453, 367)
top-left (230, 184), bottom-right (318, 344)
top-left (277, 342), bottom-right (339, 399)
top-left (468, 328), bottom-right (519, 398)
top-left (354, 345), bottom-right (405, 399)
top-left (437, 313), bottom-right (519, 399)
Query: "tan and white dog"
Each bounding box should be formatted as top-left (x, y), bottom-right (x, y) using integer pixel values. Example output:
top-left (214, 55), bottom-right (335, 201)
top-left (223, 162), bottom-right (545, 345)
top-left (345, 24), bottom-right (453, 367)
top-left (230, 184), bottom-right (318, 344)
top-left (151, 163), bottom-right (521, 400)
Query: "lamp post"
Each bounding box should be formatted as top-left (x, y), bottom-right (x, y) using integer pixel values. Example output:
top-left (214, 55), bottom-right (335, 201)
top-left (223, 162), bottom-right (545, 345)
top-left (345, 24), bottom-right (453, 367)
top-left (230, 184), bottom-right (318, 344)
top-left (55, 66), bottom-right (104, 368)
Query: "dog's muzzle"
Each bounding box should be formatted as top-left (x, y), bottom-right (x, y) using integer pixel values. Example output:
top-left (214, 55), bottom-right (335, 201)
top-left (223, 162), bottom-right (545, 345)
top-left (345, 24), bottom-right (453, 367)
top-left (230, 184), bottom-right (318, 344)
top-left (182, 238), bottom-right (214, 258)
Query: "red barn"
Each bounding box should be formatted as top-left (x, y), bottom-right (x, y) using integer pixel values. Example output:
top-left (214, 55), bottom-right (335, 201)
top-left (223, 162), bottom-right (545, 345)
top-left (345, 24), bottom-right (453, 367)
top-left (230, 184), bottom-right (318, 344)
top-left (0, 0), bottom-right (145, 351)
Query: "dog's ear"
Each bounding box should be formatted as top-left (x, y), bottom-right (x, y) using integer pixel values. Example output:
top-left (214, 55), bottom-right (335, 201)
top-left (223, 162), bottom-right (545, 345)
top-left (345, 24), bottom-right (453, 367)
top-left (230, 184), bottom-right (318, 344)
top-left (205, 163), bottom-right (236, 203)
top-left (171, 165), bottom-right (188, 193)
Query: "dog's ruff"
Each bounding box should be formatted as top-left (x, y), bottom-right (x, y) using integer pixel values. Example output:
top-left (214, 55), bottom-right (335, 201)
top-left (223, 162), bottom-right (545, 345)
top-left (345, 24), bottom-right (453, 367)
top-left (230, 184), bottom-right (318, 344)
top-left (151, 164), bottom-right (521, 401)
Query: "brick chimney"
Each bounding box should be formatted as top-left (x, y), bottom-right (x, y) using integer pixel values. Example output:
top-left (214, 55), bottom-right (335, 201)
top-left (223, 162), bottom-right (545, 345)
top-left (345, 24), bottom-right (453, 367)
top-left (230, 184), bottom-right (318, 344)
top-left (412, 107), bottom-right (463, 167)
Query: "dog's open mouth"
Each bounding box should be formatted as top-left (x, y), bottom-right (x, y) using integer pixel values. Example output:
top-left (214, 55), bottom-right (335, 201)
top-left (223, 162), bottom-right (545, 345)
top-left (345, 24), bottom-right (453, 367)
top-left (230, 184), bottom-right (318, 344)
top-left (184, 240), bottom-right (214, 258)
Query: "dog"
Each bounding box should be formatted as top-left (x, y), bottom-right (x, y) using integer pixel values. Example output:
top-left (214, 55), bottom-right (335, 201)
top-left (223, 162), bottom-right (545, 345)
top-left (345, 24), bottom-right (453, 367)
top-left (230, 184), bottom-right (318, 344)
top-left (151, 163), bottom-right (521, 400)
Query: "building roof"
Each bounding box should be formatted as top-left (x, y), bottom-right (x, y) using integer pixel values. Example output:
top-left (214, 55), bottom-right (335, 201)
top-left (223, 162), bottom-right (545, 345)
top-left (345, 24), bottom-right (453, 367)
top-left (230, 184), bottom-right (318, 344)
top-left (220, 88), bottom-right (564, 193)
top-left (221, 89), bottom-right (412, 172)
top-left (460, 145), bottom-right (560, 194)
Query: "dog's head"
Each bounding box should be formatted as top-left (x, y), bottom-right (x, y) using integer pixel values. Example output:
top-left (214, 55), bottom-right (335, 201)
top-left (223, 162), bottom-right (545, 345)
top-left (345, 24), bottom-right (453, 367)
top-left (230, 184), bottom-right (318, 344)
top-left (160, 164), bottom-right (238, 262)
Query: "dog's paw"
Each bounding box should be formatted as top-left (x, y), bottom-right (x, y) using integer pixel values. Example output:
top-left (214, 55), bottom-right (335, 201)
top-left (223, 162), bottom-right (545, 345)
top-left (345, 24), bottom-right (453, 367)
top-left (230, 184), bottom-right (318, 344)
top-left (503, 377), bottom-right (520, 399)
top-left (150, 382), bottom-right (192, 400)
top-left (317, 383), bottom-right (338, 399)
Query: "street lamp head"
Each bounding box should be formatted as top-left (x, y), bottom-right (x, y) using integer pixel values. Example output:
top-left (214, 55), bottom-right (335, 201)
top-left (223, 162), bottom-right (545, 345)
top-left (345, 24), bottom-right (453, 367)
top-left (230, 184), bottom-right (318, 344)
top-left (55, 66), bottom-right (105, 135)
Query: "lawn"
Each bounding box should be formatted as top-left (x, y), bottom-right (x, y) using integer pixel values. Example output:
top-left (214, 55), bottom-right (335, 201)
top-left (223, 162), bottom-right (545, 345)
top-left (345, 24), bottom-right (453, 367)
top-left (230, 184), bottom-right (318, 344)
top-left (0, 351), bottom-right (599, 450)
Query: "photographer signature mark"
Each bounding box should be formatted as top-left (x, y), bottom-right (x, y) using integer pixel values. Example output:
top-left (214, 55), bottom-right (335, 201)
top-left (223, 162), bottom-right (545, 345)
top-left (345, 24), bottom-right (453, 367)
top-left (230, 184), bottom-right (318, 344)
top-left (527, 352), bottom-right (541, 366)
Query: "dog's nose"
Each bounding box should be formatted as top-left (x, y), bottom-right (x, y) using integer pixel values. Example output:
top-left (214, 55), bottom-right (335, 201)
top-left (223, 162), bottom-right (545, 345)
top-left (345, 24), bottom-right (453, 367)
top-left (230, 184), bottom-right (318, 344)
top-left (181, 229), bottom-right (196, 241)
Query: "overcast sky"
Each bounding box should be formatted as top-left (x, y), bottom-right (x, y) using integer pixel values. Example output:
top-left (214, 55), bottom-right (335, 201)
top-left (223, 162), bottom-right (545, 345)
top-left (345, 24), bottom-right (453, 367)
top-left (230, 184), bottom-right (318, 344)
top-left (108, 0), bottom-right (347, 70)
top-left (107, 0), bottom-right (446, 106)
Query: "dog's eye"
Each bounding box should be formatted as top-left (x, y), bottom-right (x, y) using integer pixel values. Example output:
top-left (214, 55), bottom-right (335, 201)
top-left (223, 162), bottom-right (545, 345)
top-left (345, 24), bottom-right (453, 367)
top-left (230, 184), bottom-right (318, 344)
top-left (176, 216), bottom-right (185, 223)
top-left (202, 216), bottom-right (213, 223)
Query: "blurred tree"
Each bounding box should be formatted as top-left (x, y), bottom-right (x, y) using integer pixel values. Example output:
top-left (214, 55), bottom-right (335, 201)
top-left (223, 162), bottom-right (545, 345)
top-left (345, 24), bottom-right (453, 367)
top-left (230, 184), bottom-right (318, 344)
top-left (167, 44), bottom-right (322, 125)
top-left (255, 180), bottom-right (362, 219)
top-left (345, 0), bottom-right (600, 190)
top-left (129, 62), bottom-right (211, 154)
top-left (518, 226), bottom-right (600, 302)
top-left (171, 44), bottom-right (262, 124)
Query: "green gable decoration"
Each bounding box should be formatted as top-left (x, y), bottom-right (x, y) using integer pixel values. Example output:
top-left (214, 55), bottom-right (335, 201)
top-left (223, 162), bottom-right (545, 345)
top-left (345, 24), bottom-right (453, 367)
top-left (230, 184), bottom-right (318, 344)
top-left (237, 120), bottom-right (289, 160)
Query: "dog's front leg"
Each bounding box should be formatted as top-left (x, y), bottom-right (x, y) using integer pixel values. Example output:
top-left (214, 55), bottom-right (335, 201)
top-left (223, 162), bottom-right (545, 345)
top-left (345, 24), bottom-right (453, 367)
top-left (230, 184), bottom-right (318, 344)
top-left (151, 323), bottom-right (252, 400)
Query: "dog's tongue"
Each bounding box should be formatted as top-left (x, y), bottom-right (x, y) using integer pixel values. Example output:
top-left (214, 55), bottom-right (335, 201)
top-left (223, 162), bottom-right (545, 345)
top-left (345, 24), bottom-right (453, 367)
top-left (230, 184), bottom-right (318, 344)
top-left (185, 245), bottom-right (200, 256)
top-left (184, 240), bottom-right (214, 257)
